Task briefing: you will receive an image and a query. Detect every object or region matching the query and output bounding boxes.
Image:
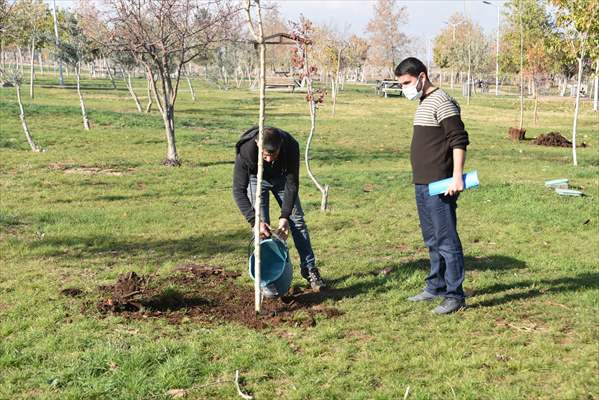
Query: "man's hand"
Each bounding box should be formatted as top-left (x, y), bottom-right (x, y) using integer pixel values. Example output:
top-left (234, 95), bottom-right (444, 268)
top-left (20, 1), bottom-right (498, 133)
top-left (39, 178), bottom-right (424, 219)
top-left (444, 175), bottom-right (464, 196)
top-left (276, 218), bottom-right (290, 240)
top-left (259, 222), bottom-right (271, 239)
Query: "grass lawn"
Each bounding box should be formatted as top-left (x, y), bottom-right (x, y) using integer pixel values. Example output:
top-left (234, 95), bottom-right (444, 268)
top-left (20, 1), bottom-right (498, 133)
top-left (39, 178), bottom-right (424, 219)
top-left (1, 74), bottom-right (598, 399)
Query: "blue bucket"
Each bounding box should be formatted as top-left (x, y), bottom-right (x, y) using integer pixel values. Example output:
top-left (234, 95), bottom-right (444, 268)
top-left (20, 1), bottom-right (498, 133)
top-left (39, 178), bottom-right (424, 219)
top-left (248, 238), bottom-right (293, 298)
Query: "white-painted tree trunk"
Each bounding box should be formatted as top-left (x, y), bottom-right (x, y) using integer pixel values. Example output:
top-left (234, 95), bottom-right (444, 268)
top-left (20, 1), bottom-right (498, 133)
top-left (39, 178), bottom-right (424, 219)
top-left (572, 53), bottom-right (584, 166)
top-left (126, 72), bottom-right (143, 112)
top-left (51, 0), bottom-right (64, 86)
top-left (15, 83), bottom-right (41, 152)
top-left (105, 60), bottom-right (116, 89)
top-left (185, 73), bottom-right (196, 102)
top-left (17, 47), bottom-right (23, 75)
top-left (246, 0), bottom-right (266, 313)
top-left (145, 72), bottom-right (153, 113)
top-left (593, 59), bottom-right (598, 112)
top-left (533, 79), bottom-right (539, 127)
top-left (76, 63), bottom-right (91, 131)
top-left (38, 52), bottom-right (44, 74)
top-left (518, 0), bottom-right (524, 131)
top-left (29, 38), bottom-right (35, 99)
top-left (306, 100), bottom-right (329, 211)
top-left (161, 104), bottom-right (179, 164)
top-left (560, 76), bottom-right (567, 97)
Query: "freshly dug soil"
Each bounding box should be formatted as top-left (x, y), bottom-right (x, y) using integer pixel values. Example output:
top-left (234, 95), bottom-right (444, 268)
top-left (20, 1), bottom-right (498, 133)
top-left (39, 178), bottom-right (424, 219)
top-left (97, 266), bottom-right (342, 329)
top-left (508, 127), bottom-right (526, 141)
top-left (533, 132), bottom-right (586, 148)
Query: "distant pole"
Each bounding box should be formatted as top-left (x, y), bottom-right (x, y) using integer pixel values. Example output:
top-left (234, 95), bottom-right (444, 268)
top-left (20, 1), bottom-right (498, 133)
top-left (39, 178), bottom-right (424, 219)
top-left (495, 5), bottom-right (500, 96)
top-left (465, 0), bottom-right (471, 105)
top-left (52, 0), bottom-right (63, 86)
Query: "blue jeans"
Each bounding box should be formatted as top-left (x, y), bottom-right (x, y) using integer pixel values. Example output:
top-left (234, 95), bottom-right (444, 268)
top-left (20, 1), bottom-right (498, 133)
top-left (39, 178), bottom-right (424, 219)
top-left (415, 184), bottom-right (465, 300)
top-left (248, 175), bottom-right (316, 270)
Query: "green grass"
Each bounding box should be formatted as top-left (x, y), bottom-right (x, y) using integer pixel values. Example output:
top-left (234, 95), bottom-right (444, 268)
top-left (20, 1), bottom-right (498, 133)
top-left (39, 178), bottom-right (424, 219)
top-left (1, 73), bottom-right (598, 399)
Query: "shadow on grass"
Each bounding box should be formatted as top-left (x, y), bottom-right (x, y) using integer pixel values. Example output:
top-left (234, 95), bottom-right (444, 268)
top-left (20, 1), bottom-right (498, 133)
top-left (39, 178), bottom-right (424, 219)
top-left (293, 254), bottom-right (527, 306)
top-left (29, 229), bottom-right (249, 262)
top-left (397, 255), bottom-right (527, 273)
top-left (470, 272), bottom-right (599, 308)
top-left (192, 160), bottom-right (235, 168)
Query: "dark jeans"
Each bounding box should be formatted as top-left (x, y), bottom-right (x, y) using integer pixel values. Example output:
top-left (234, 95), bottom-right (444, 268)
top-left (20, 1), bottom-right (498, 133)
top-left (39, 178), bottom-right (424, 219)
top-left (415, 184), bottom-right (465, 300)
top-left (248, 175), bottom-right (316, 270)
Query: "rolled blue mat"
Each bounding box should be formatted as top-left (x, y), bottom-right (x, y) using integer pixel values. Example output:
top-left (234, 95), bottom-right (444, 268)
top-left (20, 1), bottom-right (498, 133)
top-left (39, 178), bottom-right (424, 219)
top-left (428, 171), bottom-right (479, 196)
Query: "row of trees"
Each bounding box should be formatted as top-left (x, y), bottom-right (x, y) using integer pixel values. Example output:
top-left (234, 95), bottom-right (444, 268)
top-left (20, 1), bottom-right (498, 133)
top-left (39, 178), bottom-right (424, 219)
top-left (0, 0), bottom-right (411, 162)
top-left (433, 0), bottom-right (597, 165)
top-left (1, 0), bottom-right (596, 166)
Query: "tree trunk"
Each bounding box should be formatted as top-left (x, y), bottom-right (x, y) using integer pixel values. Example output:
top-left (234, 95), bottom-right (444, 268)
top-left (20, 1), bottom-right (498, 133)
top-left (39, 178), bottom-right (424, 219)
top-left (332, 48), bottom-right (343, 117)
top-left (105, 59), bottom-right (116, 88)
top-left (126, 72), bottom-right (143, 112)
top-left (306, 100), bottom-right (329, 211)
top-left (560, 76), bottom-right (567, 97)
top-left (0, 39), bottom-right (4, 71)
top-left (185, 73), bottom-right (196, 102)
top-left (572, 53), bottom-right (584, 166)
top-left (38, 51), bottom-right (44, 74)
top-left (29, 37), bottom-right (35, 99)
top-left (518, 0), bottom-right (524, 131)
top-left (161, 104), bottom-right (180, 166)
top-left (533, 80), bottom-right (539, 127)
top-left (17, 47), bottom-right (23, 75)
top-left (145, 74), bottom-right (153, 113)
top-left (15, 83), bottom-right (41, 152)
top-left (593, 59), bottom-right (598, 112)
top-left (245, 0), bottom-right (267, 313)
top-left (147, 69), bottom-right (164, 115)
top-left (76, 63), bottom-right (91, 130)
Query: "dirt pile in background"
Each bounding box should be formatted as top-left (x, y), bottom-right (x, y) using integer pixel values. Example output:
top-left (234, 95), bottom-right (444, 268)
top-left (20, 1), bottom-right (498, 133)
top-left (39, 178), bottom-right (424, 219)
top-left (533, 132), bottom-right (587, 148)
top-left (96, 265), bottom-right (342, 329)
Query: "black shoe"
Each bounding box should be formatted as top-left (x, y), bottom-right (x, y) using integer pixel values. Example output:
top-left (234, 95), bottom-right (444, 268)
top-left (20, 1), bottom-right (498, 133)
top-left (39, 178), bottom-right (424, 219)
top-left (301, 267), bottom-right (326, 291)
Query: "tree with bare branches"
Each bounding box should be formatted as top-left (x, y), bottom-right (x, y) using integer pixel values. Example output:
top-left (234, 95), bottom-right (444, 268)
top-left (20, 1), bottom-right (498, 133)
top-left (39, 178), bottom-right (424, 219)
top-left (244, 0), bottom-right (266, 312)
top-left (290, 17), bottom-right (329, 211)
top-left (55, 10), bottom-right (98, 131)
top-left (99, 0), bottom-right (237, 165)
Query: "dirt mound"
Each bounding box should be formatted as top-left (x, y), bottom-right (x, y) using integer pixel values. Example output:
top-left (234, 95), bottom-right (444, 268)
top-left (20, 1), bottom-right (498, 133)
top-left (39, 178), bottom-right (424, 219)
top-left (533, 132), bottom-right (586, 148)
top-left (99, 271), bottom-right (147, 312)
top-left (97, 266), bottom-right (342, 329)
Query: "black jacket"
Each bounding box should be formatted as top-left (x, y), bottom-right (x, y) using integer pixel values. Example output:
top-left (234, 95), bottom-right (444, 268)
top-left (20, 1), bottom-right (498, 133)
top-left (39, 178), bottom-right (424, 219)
top-left (232, 126), bottom-right (300, 225)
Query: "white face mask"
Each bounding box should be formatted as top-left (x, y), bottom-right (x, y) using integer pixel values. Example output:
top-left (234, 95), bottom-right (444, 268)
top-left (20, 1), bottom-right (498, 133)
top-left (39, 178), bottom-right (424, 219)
top-left (402, 76), bottom-right (423, 101)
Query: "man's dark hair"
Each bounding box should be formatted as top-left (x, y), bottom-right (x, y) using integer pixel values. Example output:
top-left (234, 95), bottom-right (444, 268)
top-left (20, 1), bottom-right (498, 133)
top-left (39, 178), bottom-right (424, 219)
top-left (263, 127), bottom-right (283, 153)
top-left (394, 57), bottom-right (428, 78)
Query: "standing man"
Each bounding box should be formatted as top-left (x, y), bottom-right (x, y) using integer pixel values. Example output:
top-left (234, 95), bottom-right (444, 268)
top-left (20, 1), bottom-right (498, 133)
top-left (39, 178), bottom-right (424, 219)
top-left (395, 57), bottom-right (469, 314)
top-left (233, 126), bottom-right (326, 291)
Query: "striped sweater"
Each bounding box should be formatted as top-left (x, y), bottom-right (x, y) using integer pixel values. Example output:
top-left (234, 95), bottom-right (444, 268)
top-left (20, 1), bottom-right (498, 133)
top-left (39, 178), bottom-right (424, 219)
top-left (411, 88), bottom-right (469, 184)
